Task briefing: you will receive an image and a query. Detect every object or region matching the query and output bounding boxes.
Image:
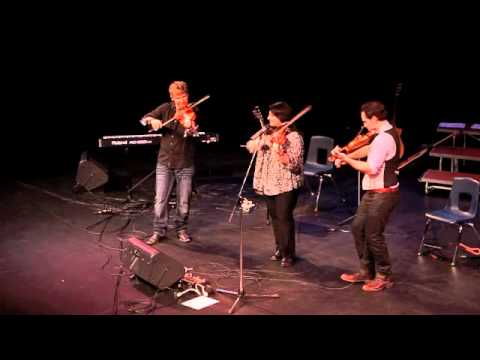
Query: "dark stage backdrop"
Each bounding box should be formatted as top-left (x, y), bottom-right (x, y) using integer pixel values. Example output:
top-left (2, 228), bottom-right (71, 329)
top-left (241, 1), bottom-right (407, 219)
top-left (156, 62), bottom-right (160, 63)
top-left (3, 6), bottom-right (479, 179)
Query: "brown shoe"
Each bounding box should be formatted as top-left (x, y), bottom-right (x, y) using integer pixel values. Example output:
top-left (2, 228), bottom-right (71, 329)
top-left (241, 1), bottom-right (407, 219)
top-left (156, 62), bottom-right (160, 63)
top-left (146, 232), bottom-right (164, 245)
top-left (362, 275), bottom-right (394, 292)
top-left (340, 272), bottom-right (373, 283)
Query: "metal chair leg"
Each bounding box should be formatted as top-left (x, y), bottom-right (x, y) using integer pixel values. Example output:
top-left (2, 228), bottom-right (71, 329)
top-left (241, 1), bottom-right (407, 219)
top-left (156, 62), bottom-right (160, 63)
top-left (304, 176), bottom-right (315, 196)
top-left (418, 218), bottom-right (432, 256)
top-left (314, 175), bottom-right (324, 212)
top-left (451, 225), bottom-right (464, 267)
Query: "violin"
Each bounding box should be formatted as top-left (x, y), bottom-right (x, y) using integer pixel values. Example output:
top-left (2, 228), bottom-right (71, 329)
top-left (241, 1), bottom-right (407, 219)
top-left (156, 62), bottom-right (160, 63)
top-left (328, 127), bottom-right (376, 162)
top-left (175, 105), bottom-right (197, 129)
top-left (154, 95), bottom-right (210, 131)
top-left (250, 105), bottom-right (312, 142)
top-left (266, 125), bottom-right (289, 146)
top-left (250, 109), bottom-right (288, 147)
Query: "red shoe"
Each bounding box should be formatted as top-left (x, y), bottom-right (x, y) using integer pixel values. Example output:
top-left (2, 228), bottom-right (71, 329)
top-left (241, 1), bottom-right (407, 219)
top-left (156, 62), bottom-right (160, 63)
top-left (340, 272), bottom-right (373, 283)
top-left (361, 276), bottom-right (394, 292)
top-left (177, 230), bottom-right (192, 243)
top-left (281, 257), bottom-right (294, 267)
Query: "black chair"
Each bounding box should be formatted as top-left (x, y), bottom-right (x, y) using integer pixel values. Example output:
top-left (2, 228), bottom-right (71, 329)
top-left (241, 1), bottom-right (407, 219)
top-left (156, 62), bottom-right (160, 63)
top-left (303, 136), bottom-right (341, 212)
top-left (418, 177), bottom-right (480, 266)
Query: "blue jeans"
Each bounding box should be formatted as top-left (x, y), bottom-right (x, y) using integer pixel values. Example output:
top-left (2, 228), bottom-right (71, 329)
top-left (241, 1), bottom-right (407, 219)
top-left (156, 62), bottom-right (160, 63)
top-left (153, 163), bottom-right (194, 236)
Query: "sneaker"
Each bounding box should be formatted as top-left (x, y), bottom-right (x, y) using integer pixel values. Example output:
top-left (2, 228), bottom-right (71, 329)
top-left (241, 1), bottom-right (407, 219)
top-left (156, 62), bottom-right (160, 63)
top-left (280, 257), bottom-right (294, 267)
top-left (361, 275), bottom-right (394, 292)
top-left (146, 232), bottom-right (164, 245)
top-left (177, 230), bottom-right (192, 243)
top-left (270, 250), bottom-right (282, 261)
top-left (340, 272), bottom-right (373, 283)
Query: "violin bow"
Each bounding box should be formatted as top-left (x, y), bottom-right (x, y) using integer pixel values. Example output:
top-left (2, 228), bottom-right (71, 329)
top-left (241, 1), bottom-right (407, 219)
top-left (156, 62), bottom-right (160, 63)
top-left (154, 94), bottom-right (211, 129)
top-left (250, 105), bottom-right (312, 140)
top-left (277, 105), bottom-right (312, 132)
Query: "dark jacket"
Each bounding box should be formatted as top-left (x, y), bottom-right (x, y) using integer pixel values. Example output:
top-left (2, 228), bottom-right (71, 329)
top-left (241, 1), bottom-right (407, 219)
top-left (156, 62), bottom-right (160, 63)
top-left (142, 102), bottom-right (196, 169)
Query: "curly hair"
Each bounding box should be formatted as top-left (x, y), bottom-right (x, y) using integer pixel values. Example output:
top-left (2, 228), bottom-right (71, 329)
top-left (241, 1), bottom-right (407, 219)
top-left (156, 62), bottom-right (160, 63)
top-left (169, 81), bottom-right (189, 96)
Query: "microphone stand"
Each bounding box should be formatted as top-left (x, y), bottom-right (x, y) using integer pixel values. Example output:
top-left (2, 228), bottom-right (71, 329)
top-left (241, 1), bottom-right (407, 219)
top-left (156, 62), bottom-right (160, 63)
top-left (218, 197), bottom-right (280, 314)
top-left (126, 168), bottom-right (156, 201)
top-left (228, 106), bottom-right (267, 223)
top-left (228, 147), bottom-right (259, 223)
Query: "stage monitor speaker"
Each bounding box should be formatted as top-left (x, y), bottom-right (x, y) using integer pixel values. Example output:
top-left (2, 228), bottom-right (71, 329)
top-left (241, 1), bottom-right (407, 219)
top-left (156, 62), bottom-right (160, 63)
top-left (122, 237), bottom-right (185, 289)
top-left (73, 152), bottom-right (109, 192)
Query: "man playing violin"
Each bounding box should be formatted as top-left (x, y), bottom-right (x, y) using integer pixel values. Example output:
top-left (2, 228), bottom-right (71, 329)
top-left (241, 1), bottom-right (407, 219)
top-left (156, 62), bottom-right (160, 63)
top-left (331, 101), bottom-right (400, 291)
top-left (140, 81), bottom-right (197, 244)
top-left (246, 102), bottom-right (304, 267)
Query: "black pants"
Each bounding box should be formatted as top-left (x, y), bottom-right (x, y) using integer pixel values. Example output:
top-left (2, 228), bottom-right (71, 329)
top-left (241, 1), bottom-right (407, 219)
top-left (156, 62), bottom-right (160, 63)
top-left (265, 189), bottom-right (299, 259)
top-left (351, 191), bottom-right (400, 277)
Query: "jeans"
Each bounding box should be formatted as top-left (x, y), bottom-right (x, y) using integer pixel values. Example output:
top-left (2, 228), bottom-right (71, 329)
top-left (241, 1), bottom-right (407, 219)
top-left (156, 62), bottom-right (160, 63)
top-left (153, 163), bottom-right (194, 235)
top-left (351, 191), bottom-right (400, 277)
top-left (265, 189), bottom-right (299, 259)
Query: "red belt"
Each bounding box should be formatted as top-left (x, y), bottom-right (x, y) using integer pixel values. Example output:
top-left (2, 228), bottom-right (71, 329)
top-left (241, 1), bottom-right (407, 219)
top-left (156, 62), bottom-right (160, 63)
top-left (368, 187), bottom-right (399, 193)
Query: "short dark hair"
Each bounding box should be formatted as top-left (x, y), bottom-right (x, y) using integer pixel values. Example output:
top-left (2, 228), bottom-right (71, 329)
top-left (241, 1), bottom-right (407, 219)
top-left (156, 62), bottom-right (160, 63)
top-left (361, 101), bottom-right (388, 120)
top-left (269, 101), bottom-right (293, 122)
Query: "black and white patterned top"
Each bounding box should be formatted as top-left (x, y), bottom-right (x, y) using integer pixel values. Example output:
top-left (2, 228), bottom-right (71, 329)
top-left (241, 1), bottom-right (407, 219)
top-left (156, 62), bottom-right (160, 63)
top-left (252, 131), bottom-right (304, 196)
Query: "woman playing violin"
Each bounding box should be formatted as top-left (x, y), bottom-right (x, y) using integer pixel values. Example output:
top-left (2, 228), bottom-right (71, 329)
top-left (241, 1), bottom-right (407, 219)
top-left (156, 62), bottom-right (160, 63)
top-left (331, 101), bottom-right (400, 292)
top-left (246, 102), bottom-right (304, 267)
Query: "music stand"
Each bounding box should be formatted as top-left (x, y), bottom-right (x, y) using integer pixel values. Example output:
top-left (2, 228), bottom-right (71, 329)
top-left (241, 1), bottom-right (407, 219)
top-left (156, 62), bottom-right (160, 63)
top-left (217, 197), bottom-right (279, 314)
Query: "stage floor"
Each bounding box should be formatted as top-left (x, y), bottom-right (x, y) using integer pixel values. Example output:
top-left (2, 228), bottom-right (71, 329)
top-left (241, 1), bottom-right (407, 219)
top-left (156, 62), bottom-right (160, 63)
top-left (1, 168), bottom-right (479, 315)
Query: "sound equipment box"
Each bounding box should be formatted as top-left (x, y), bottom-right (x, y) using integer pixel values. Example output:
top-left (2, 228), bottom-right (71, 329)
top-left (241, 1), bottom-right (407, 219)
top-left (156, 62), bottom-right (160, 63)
top-left (73, 152), bottom-right (109, 192)
top-left (122, 237), bottom-right (185, 289)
